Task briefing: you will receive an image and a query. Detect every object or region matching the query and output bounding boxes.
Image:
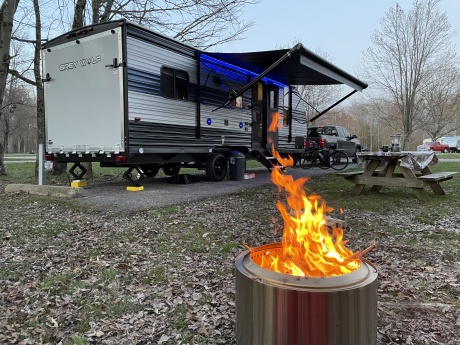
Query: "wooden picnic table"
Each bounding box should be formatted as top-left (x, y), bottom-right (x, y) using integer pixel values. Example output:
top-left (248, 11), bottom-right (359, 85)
top-left (338, 151), bottom-right (457, 201)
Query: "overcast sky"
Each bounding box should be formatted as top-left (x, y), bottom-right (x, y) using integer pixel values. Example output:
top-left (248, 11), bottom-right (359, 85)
top-left (212, 0), bottom-right (460, 78)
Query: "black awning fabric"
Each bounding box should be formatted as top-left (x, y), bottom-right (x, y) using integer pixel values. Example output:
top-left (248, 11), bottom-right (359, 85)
top-left (205, 43), bottom-right (367, 91)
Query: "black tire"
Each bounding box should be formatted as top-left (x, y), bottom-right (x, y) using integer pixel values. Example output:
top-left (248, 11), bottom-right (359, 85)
top-left (162, 164), bottom-right (181, 176)
top-left (206, 154), bottom-right (228, 181)
top-left (141, 164), bottom-right (160, 178)
top-left (300, 151), bottom-right (315, 169)
top-left (443, 148), bottom-right (449, 153)
top-left (330, 151), bottom-right (349, 171)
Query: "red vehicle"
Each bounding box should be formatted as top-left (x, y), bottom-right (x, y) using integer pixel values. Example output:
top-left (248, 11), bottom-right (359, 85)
top-left (416, 141), bottom-right (449, 153)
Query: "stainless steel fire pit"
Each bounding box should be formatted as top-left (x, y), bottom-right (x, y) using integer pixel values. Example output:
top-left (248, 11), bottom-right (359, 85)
top-left (235, 243), bottom-right (378, 345)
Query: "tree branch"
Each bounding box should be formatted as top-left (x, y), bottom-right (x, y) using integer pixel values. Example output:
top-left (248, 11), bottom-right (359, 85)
top-left (8, 69), bottom-right (37, 86)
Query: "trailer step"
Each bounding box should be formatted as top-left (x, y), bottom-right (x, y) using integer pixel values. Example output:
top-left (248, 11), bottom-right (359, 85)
top-left (251, 150), bottom-right (286, 171)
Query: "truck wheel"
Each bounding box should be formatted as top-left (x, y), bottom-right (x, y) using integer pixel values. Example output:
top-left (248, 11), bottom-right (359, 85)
top-left (142, 164), bottom-right (160, 178)
top-left (206, 153), bottom-right (227, 181)
top-left (162, 164), bottom-right (181, 176)
top-left (443, 148), bottom-right (449, 153)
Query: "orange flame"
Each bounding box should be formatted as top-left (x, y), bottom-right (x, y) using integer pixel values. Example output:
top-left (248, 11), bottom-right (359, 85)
top-left (252, 114), bottom-right (360, 277)
top-left (268, 112), bottom-right (282, 132)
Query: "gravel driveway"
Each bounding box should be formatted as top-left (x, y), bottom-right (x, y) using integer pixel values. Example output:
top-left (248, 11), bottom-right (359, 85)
top-left (74, 166), bottom-right (346, 212)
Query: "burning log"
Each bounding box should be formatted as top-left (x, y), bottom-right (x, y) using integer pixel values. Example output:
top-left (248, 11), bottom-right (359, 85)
top-left (351, 243), bottom-right (376, 259)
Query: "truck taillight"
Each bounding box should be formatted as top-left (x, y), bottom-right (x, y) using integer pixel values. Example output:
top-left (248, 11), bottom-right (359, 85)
top-left (116, 156), bottom-right (127, 162)
top-left (319, 138), bottom-right (325, 147)
top-left (305, 140), bottom-right (311, 148)
top-left (45, 154), bottom-right (53, 161)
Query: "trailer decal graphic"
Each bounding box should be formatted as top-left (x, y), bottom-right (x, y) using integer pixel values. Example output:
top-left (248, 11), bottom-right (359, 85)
top-left (59, 61), bottom-right (79, 71)
top-left (58, 55), bottom-right (101, 71)
top-left (80, 55), bottom-right (101, 67)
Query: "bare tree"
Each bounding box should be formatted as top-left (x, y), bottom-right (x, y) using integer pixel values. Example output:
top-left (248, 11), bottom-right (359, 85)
top-left (361, 0), bottom-right (457, 149)
top-left (1, 80), bottom-right (35, 152)
top-left (0, 0), bottom-right (21, 174)
top-left (419, 65), bottom-right (460, 141)
top-left (70, 0), bottom-right (259, 49)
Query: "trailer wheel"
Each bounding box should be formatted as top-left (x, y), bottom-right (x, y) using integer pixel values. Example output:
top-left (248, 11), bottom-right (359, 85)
top-left (162, 164), bottom-right (181, 176)
top-left (142, 164), bottom-right (160, 178)
top-left (206, 154), bottom-right (228, 181)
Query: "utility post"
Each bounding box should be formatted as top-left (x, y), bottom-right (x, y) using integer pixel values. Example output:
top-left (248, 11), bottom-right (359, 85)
top-left (38, 144), bottom-right (46, 185)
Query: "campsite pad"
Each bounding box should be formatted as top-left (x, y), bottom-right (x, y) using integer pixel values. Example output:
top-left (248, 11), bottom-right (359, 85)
top-left (73, 166), bottom-right (341, 213)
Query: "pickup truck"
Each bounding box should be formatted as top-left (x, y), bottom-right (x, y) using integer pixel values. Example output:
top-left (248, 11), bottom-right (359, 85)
top-left (417, 141), bottom-right (450, 153)
top-left (306, 125), bottom-right (361, 158)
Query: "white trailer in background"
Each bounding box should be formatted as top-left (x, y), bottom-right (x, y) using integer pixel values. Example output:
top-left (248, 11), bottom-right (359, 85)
top-left (42, 20), bottom-right (367, 184)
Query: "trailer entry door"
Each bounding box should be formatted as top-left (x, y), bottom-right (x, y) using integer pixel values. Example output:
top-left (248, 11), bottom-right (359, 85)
top-left (267, 85), bottom-right (279, 148)
top-left (251, 82), bottom-right (264, 148)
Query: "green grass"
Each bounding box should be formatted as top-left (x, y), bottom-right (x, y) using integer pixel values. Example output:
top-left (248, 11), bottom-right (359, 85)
top-left (141, 266), bottom-right (167, 284)
top-left (68, 335), bottom-right (86, 345)
top-left (0, 159), bottom-right (264, 186)
top-left (169, 304), bottom-right (188, 330)
top-left (437, 152), bottom-right (460, 159)
top-left (220, 241), bottom-right (240, 254)
top-left (97, 267), bottom-right (119, 283)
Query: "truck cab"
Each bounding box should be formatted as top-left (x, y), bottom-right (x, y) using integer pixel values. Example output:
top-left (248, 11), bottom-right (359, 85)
top-left (306, 125), bottom-right (361, 158)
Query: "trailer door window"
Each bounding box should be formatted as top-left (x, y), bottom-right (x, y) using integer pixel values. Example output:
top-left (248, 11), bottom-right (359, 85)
top-left (283, 86), bottom-right (290, 127)
top-left (161, 67), bottom-right (189, 100)
top-left (268, 85), bottom-right (278, 110)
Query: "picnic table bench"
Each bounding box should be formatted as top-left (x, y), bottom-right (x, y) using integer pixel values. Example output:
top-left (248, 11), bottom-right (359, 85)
top-left (337, 151), bottom-right (456, 201)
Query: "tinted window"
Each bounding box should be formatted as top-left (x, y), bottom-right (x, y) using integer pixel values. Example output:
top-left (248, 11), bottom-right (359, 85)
top-left (161, 67), bottom-right (189, 100)
top-left (161, 68), bottom-right (175, 98)
top-left (269, 86), bottom-right (279, 109)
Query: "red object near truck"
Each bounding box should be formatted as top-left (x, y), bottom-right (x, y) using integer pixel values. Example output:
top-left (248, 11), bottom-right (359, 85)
top-left (416, 141), bottom-right (449, 152)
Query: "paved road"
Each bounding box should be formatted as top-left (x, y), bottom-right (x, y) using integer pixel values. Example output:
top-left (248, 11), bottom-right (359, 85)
top-left (74, 166), bottom-right (346, 212)
top-left (4, 154), bottom-right (35, 164)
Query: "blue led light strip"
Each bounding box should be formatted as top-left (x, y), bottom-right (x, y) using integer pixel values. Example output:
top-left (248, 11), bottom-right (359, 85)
top-left (201, 54), bottom-right (286, 89)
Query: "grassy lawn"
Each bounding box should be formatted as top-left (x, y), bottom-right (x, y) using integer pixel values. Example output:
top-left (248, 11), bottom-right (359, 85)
top-left (0, 159), bottom-right (265, 186)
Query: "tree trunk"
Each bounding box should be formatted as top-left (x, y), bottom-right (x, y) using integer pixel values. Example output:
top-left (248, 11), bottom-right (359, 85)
top-left (0, 0), bottom-right (20, 113)
top-left (0, 142), bottom-right (5, 175)
top-left (72, 0), bottom-right (87, 29)
top-left (33, 0), bottom-right (45, 177)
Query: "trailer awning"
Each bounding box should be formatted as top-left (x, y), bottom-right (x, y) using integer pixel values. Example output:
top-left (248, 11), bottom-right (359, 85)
top-left (205, 43), bottom-right (368, 91)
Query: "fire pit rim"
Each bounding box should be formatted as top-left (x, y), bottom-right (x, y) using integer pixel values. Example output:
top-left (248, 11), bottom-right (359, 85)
top-left (236, 242), bottom-right (377, 290)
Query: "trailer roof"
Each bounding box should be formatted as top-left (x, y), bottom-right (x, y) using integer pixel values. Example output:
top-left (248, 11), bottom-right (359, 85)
top-left (206, 43), bottom-right (367, 91)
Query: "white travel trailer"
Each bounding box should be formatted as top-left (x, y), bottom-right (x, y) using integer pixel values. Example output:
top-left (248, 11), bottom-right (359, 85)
top-left (441, 136), bottom-right (460, 153)
top-left (42, 20), bottom-right (367, 184)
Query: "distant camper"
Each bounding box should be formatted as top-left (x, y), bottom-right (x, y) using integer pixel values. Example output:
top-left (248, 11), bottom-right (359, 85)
top-left (441, 136), bottom-right (460, 153)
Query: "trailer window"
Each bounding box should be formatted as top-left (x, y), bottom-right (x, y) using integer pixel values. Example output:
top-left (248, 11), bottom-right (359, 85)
top-left (283, 86), bottom-right (290, 127)
top-left (229, 90), bottom-right (243, 108)
top-left (253, 82), bottom-right (263, 101)
top-left (269, 86), bottom-right (278, 110)
top-left (161, 67), bottom-right (189, 100)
